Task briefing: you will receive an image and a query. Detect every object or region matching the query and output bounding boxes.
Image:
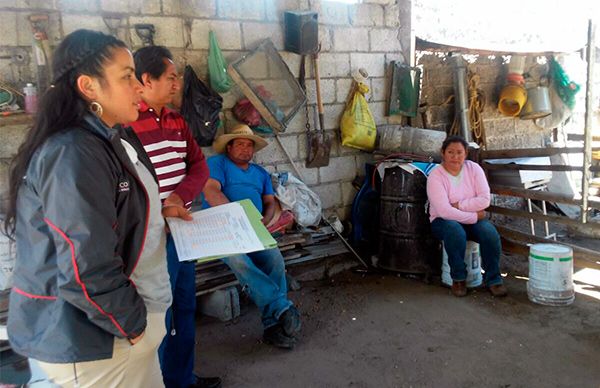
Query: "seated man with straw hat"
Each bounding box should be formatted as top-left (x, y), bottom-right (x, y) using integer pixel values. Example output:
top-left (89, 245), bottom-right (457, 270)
top-left (202, 124), bottom-right (301, 349)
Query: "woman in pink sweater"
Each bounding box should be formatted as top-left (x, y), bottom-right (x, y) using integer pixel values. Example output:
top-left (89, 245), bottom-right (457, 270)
top-left (426, 136), bottom-right (507, 298)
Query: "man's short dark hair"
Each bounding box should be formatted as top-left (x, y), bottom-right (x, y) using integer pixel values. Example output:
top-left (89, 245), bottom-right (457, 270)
top-left (133, 45), bottom-right (173, 84)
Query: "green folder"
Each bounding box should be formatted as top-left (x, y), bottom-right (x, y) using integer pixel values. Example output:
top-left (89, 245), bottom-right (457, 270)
top-left (237, 199), bottom-right (278, 250)
top-left (194, 199), bottom-right (277, 263)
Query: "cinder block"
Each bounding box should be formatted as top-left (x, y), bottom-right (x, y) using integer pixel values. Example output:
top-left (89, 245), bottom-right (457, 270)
top-left (279, 51), bottom-right (302, 78)
top-left (323, 103), bottom-right (345, 130)
top-left (283, 110), bottom-right (310, 134)
top-left (15, 0), bottom-right (57, 8)
top-left (218, 0), bottom-right (265, 20)
top-left (427, 66), bottom-right (454, 87)
top-left (384, 4), bottom-right (400, 27)
top-left (314, 1), bottom-right (349, 25)
top-left (369, 101), bottom-right (387, 125)
top-left (363, 0), bottom-right (395, 5)
top-left (335, 205), bottom-right (353, 222)
top-left (198, 286), bottom-right (240, 322)
top-left (169, 48), bottom-right (209, 81)
top-left (57, 0), bottom-right (99, 12)
top-left (165, 0), bottom-right (217, 17)
top-left (311, 182), bottom-right (341, 209)
top-left (265, 0), bottom-right (309, 21)
top-left (319, 155), bottom-right (356, 183)
top-left (335, 78), bottom-right (353, 104)
top-left (276, 162), bottom-right (319, 186)
top-left (101, 0), bottom-right (161, 14)
top-left (305, 78), bottom-right (336, 105)
top-left (0, 124), bottom-right (30, 159)
top-left (217, 86), bottom-right (242, 110)
top-left (332, 27), bottom-right (369, 52)
top-left (339, 144), bottom-right (361, 156)
top-left (370, 28), bottom-right (401, 52)
top-left (129, 16), bottom-right (184, 48)
top-left (242, 22), bottom-right (284, 50)
top-left (317, 53), bottom-right (350, 78)
top-left (0, 12), bottom-right (18, 46)
top-left (191, 20), bottom-right (242, 50)
top-left (349, 3), bottom-right (384, 26)
top-left (318, 25), bottom-right (333, 52)
top-left (350, 52), bottom-right (385, 78)
top-left (253, 135), bottom-right (298, 165)
top-left (370, 77), bottom-right (388, 102)
top-left (342, 182), bottom-right (358, 206)
top-left (62, 15), bottom-right (108, 36)
top-left (355, 153), bottom-right (375, 176)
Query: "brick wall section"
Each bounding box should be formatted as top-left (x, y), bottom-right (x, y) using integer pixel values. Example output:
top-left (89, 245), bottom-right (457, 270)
top-left (416, 52), bottom-right (551, 150)
top-left (0, 0), bottom-right (404, 219)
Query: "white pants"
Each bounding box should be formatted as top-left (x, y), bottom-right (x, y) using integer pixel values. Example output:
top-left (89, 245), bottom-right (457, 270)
top-left (29, 311), bottom-right (166, 388)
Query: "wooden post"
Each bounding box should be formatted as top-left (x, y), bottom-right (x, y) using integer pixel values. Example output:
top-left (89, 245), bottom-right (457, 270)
top-left (581, 19), bottom-right (596, 223)
top-left (480, 146), bottom-right (600, 160)
top-left (496, 225), bottom-right (600, 270)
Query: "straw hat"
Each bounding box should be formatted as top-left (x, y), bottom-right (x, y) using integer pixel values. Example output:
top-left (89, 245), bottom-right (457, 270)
top-left (212, 124), bottom-right (268, 153)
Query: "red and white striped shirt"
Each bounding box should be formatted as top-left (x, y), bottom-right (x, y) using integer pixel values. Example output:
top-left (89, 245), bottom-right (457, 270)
top-left (127, 101), bottom-right (208, 207)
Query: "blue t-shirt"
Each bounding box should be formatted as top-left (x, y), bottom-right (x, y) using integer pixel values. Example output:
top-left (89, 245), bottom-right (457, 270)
top-left (203, 154), bottom-right (274, 213)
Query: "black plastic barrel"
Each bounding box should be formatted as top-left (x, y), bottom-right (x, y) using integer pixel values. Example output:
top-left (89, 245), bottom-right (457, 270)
top-left (376, 165), bottom-right (441, 275)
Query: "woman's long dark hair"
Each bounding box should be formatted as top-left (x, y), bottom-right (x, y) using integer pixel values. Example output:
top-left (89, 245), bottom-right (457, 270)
top-left (3, 29), bottom-right (126, 237)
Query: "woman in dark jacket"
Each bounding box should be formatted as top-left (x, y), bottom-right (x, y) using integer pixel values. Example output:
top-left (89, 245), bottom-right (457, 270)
top-left (4, 29), bottom-right (177, 386)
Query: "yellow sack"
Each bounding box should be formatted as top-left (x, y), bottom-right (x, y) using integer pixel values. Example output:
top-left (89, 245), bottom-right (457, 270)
top-left (340, 82), bottom-right (376, 151)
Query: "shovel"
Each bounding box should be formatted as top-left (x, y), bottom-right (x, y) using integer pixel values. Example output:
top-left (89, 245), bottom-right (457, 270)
top-left (305, 50), bottom-right (331, 168)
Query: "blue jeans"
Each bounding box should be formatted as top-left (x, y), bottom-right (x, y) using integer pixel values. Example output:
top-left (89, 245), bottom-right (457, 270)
top-left (222, 248), bottom-right (292, 328)
top-left (431, 218), bottom-right (503, 286)
top-left (158, 234), bottom-right (197, 388)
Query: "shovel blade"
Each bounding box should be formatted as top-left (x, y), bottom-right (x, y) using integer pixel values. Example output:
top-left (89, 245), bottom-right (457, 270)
top-left (306, 131), bottom-right (331, 168)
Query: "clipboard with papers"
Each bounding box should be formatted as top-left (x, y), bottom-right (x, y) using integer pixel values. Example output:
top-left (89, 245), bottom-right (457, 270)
top-left (166, 199), bottom-right (278, 263)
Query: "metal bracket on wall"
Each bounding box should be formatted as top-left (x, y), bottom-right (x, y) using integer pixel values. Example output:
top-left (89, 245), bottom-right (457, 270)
top-left (134, 24), bottom-right (156, 46)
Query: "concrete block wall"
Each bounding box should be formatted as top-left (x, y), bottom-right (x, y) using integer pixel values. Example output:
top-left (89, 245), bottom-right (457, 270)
top-left (0, 0), bottom-right (405, 220)
top-left (416, 52), bottom-right (551, 150)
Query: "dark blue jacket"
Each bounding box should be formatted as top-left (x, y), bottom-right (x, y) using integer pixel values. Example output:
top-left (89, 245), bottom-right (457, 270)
top-left (8, 114), bottom-right (155, 362)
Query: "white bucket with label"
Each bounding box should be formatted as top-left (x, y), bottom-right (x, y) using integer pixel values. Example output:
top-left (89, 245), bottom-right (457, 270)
top-left (441, 241), bottom-right (483, 288)
top-left (527, 244), bottom-right (574, 306)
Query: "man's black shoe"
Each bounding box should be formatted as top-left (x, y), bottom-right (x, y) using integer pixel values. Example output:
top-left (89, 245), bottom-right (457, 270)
top-left (279, 306), bottom-right (301, 336)
top-left (189, 375), bottom-right (222, 388)
top-left (263, 324), bottom-right (296, 349)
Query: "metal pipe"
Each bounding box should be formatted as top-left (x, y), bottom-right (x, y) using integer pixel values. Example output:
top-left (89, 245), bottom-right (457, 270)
top-left (527, 199), bottom-right (536, 235)
top-left (581, 19), bottom-right (596, 224)
top-left (452, 54), bottom-right (471, 141)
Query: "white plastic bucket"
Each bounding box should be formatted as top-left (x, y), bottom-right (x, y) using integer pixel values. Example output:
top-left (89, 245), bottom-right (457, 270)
top-left (441, 241), bottom-right (483, 288)
top-left (527, 243), bottom-right (574, 306)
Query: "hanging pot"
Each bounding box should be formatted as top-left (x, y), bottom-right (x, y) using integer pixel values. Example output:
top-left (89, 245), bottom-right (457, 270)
top-left (520, 86), bottom-right (552, 120)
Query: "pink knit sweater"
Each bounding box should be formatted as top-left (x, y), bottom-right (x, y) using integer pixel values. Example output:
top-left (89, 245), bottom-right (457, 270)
top-left (426, 160), bottom-right (491, 224)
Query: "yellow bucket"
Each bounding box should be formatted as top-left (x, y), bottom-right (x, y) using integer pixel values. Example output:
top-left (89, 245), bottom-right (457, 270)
top-left (498, 84), bottom-right (527, 116)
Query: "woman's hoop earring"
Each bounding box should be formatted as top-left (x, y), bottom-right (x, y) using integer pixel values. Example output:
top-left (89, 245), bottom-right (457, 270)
top-left (90, 101), bottom-right (103, 117)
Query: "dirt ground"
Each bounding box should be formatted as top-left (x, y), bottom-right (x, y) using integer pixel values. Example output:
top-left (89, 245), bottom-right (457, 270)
top-left (195, 253), bottom-right (600, 388)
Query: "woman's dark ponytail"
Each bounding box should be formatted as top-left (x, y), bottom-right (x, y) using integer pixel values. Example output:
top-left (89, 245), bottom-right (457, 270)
top-left (3, 29), bottom-right (126, 237)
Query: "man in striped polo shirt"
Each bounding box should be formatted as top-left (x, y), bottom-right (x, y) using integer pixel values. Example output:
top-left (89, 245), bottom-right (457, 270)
top-left (128, 46), bottom-right (220, 388)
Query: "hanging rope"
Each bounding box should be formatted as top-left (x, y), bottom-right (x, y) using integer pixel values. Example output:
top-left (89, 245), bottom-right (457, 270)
top-left (447, 68), bottom-right (487, 148)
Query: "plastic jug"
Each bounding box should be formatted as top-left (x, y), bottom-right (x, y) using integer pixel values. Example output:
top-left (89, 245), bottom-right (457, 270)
top-left (23, 83), bottom-right (38, 114)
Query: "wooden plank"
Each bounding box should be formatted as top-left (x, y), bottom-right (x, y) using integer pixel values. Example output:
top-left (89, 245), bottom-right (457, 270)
top-left (490, 184), bottom-right (600, 210)
top-left (488, 205), bottom-right (600, 232)
top-left (483, 163), bottom-right (587, 172)
top-left (480, 147), bottom-right (600, 160)
top-left (496, 225), bottom-right (600, 270)
top-left (415, 37), bottom-right (560, 56)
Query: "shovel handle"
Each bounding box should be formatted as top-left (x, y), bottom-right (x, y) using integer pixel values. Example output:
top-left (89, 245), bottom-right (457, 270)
top-left (312, 54), bottom-right (325, 130)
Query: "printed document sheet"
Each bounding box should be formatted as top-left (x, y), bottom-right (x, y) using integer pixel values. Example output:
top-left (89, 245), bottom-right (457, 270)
top-left (167, 202), bottom-right (265, 262)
